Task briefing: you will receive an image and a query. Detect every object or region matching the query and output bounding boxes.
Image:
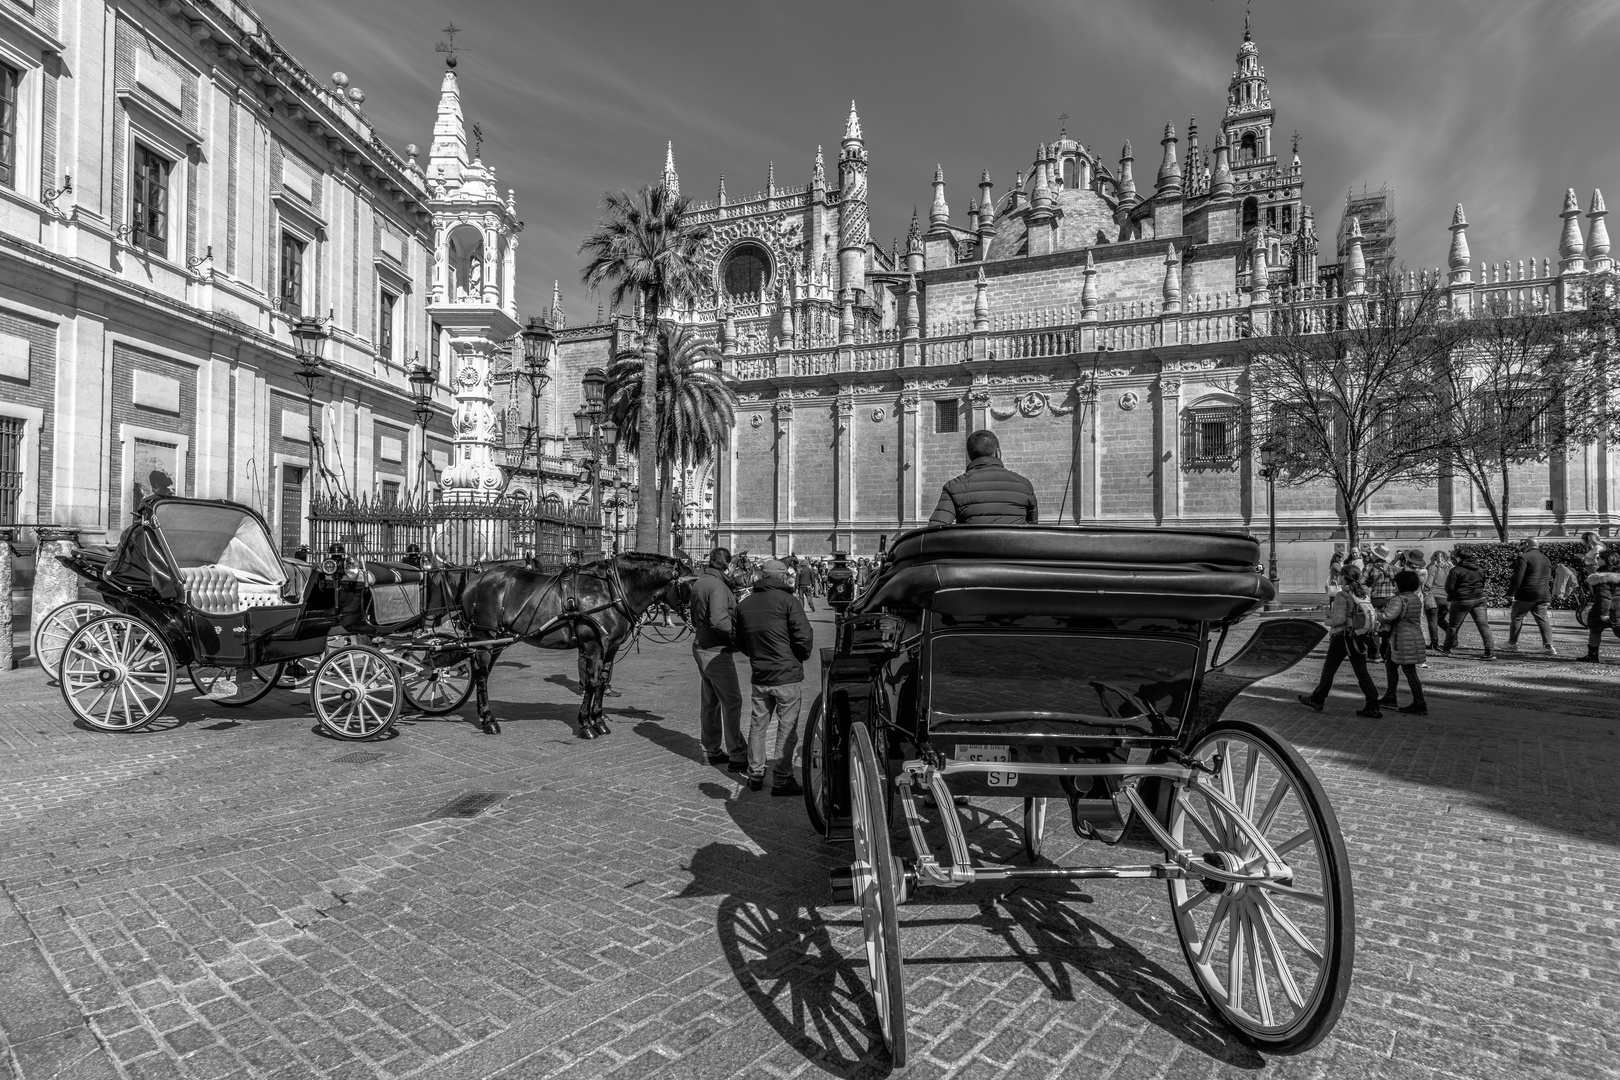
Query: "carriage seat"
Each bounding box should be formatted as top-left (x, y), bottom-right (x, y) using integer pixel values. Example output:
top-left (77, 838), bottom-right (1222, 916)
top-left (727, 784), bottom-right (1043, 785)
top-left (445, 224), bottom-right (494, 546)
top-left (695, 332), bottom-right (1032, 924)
top-left (179, 565), bottom-right (287, 614)
top-left (365, 561), bottom-right (426, 586)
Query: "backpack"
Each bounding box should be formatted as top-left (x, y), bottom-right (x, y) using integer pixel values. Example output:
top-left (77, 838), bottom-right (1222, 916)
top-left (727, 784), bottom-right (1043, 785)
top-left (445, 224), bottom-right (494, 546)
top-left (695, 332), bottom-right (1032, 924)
top-left (1346, 593), bottom-right (1379, 636)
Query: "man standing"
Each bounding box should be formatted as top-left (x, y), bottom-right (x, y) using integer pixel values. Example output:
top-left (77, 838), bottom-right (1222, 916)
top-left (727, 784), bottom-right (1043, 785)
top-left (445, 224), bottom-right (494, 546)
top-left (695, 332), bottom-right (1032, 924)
top-left (1442, 549), bottom-right (1496, 660)
top-left (1504, 536), bottom-right (1557, 655)
top-left (688, 548), bottom-right (747, 772)
top-left (736, 558), bottom-right (815, 794)
top-left (928, 430), bottom-right (1039, 525)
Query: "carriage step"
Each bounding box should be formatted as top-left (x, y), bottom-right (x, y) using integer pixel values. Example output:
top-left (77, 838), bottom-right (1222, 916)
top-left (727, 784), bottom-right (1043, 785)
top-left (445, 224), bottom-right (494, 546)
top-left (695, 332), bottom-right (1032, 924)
top-left (829, 865), bottom-right (855, 906)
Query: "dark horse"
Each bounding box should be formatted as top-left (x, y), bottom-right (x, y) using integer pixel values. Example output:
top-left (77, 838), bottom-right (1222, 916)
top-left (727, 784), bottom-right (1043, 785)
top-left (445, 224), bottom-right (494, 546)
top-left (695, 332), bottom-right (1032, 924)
top-left (459, 553), bottom-right (693, 736)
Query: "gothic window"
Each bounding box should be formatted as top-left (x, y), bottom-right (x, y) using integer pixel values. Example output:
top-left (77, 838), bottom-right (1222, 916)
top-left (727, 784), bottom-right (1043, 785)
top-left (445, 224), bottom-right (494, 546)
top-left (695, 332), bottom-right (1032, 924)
top-left (1239, 131), bottom-right (1257, 161)
top-left (1282, 206), bottom-right (1293, 234)
top-left (934, 399), bottom-right (959, 434)
top-left (722, 242), bottom-right (771, 299)
top-left (1242, 197), bottom-right (1258, 233)
top-left (132, 145), bottom-right (172, 258)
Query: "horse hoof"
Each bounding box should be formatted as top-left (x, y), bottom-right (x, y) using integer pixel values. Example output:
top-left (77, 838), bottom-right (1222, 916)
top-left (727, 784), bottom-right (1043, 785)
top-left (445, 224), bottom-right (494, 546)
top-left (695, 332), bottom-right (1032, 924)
top-left (593, 722), bottom-right (611, 737)
top-left (577, 725), bottom-right (598, 740)
top-left (482, 720), bottom-right (501, 735)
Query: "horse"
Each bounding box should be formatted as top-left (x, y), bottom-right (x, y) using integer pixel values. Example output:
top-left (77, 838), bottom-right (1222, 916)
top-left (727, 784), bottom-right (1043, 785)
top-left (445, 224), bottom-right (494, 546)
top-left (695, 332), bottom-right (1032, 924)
top-left (459, 553), bottom-right (693, 736)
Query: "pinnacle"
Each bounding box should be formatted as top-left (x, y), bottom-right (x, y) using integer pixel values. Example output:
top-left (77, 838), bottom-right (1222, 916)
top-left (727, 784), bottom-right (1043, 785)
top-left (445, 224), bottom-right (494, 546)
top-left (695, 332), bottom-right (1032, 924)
top-left (1563, 188), bottom-right (1581, 214)
top-left (1163, 122), bottom-right (1177, 141)
top-left (1121, 141), bottom-right (1133, 159)
top-left (981, 169), bottom-right (992, 184)
top-left (845, 100), bottom-right (862, 141)
top-left (1451, 203), bottom-right (1467, 227)
top-left (1593, 189), bottom-right (1608, 213)
top-left (934, 164), bottom-right (945, 184)
top-left (1349, 216), bottom-right (1363, 237)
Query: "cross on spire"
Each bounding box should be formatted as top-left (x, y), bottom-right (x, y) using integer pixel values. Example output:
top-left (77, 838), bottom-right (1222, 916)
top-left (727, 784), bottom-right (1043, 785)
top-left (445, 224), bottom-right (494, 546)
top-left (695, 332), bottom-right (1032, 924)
top-left (1058, 112), bottom-right (1070, 139)
top-left (435, 23), bottom-right (462, 67)
top-left (1291, 130), bottom-right (1300, 154)
top-left (472, 121), bottom-right (485, 159)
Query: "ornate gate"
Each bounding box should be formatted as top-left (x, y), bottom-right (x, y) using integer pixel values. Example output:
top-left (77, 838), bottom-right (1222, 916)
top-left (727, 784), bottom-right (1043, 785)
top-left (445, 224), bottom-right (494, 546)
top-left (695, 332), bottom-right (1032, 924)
top-left (308, 493), bottom-right (602, 569)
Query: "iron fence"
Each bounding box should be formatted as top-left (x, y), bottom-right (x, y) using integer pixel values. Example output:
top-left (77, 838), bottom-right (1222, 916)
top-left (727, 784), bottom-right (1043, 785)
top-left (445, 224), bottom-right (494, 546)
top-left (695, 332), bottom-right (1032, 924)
top-left (308, 493), bottom-right (602, 568)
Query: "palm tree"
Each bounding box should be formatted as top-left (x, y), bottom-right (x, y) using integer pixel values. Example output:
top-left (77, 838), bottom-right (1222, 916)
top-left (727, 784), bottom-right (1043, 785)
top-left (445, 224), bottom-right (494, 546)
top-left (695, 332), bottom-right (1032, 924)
top-left (579, 184), bottom-right (712, 552)
top-left (605, 324), bottom-right (736, 553)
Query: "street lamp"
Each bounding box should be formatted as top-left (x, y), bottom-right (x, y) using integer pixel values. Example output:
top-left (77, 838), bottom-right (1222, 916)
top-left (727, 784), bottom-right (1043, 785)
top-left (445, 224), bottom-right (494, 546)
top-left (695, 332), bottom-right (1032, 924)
top-left (577, 366), bottom-right (609, 555)
top-left (1260, 440), bottom-right (1281, 608)
top-left (408, 352), bottom-right (436, 501)
top-left (290, 316), bottom-right (329, 505)
top-left (518, 316), bottom-right (555, 559)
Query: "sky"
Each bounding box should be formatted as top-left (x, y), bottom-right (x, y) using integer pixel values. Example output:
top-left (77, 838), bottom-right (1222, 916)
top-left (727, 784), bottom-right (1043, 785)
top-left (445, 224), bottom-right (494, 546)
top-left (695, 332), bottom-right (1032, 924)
top-left (262, 0), bottom-right (1620, 321)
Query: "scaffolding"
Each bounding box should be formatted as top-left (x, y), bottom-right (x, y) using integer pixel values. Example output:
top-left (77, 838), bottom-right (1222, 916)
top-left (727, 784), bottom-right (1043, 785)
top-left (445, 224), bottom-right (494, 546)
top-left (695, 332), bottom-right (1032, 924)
top-left (1337, 183), bottom-right (1396, 280)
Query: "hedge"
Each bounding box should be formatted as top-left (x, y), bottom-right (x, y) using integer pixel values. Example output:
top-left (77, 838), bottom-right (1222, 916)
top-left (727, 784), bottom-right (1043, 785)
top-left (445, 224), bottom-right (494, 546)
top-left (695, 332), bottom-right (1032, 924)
top-left (1448, 541), bottom-right (1614, 609)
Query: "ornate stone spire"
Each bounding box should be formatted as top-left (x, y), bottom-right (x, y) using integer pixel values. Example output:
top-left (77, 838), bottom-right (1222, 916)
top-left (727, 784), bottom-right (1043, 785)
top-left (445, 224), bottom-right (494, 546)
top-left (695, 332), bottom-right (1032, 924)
top-left (844, 100), bottom-right (863, 142)
top-left (1448, 203), bottom-right (1472, 284)
top-left (812, 145), bottom-right (825, 188)
top-left (1163, 245), bottom-right (1181, 312)
top-left (1210, 133), bottom-right (1233, 198)
top-left (977, 170), bottom-right (996, 250)
top-left (717, 173), bottom-right (727, 206)
top-left (973, 267), bottom-right (989, 331)
top-left (1030, 144), bottom-right (1054, 219)
top-left (1080, 249), bottom-right (1099, 320)
top-left (767, 160), bottom-right (775, 197)
top-left (1157, 122), bottom-right (1181, 194)
top-left (551, 281), bottom-right (563, 326)
top-left (1117, 141), bottom-right (1137, 205)
top-left (661, 141), bottom-right (679, 197)
top-left (903, 273), bottom-right (920, 341)
top-left (1560, 188), bottom-right (1587, 274)
top-left (427, 69), bottom-right (469, 184)
top-left (929, 164), bottom-right (950, 232)
top-left (906, 207), bottom-right (922, 253)
top-left (1345, 215), bottom-right (1366, 294)
top-left (1589, 189), bottom-right (1611, 273)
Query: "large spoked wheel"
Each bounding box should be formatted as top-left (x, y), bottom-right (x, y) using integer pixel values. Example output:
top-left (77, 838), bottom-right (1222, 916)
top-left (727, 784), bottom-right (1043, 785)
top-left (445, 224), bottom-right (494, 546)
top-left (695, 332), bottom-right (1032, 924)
top-left (397, 637), bottom-right (474, 715)
top-left (1023, 797), bottom-right (1047, 862)
top-left (188, 663), bottom-right (285, 707)
top-left (32, 600), bottom-right (113, 684)
top-left (801, 693), bottom-right (830, 834)
top-left (311, 646), bottom-right (402, 741)
top-left (848, 722), bottom-right (906, 1066)
top-left (59, 616), bottom-right (175, 733)
top-left (1166, 719), bottom-right (1355, 1054)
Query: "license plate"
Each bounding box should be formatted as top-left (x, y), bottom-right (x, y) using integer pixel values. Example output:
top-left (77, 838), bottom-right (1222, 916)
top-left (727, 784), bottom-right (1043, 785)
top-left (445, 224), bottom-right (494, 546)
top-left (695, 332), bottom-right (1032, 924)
top-left (956, 744), bottom-right (1017, 787)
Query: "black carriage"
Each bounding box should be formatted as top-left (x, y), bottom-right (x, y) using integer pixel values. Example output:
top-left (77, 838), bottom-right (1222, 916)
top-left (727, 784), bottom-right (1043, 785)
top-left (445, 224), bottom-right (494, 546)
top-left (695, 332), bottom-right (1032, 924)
top-left (802, 525), bottom-right (1353, 1064)
top-left (46, 497), bottom-right (474, 739)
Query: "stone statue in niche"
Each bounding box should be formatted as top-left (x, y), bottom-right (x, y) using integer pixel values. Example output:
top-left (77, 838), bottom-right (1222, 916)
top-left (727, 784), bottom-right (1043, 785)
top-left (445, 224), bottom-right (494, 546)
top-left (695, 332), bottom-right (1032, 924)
top-left (466, 255), bottom-right (483, 300)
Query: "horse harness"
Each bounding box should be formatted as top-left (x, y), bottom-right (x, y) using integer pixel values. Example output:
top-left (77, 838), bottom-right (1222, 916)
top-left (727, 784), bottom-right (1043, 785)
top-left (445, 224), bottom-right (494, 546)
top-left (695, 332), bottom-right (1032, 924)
top-left (508, 561), bottom-right (643, 646)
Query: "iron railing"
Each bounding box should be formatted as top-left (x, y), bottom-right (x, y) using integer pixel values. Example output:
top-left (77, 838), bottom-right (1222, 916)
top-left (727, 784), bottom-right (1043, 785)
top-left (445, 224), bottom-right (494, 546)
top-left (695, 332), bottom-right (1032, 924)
top-left (0, 415), bottom-right (22, 524)
top-left (309, 493), bottom-right (603, 568)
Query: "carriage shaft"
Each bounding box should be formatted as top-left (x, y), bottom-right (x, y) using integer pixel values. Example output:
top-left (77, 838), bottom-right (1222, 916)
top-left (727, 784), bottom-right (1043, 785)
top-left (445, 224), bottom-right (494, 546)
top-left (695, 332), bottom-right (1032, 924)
top-left (972, 864), bottom-right (1184, 882)
top-left (938, 762), bottom-right (1195, 780)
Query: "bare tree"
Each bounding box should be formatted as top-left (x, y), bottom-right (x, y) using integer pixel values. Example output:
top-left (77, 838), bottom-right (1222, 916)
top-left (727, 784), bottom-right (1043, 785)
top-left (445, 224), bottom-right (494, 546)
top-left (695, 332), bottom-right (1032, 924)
top-left (1243, 274), bottom-right (1461, 550)
top-left (1433, 295), bottom-right (1583, 541)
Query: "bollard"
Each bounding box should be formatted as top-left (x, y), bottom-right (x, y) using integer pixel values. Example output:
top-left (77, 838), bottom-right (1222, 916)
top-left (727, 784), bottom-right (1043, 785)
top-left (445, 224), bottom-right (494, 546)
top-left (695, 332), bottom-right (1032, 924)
top-left (31, 528), bottom-right (83, 660)
top-left (0, 528), bottom-right (12, 671)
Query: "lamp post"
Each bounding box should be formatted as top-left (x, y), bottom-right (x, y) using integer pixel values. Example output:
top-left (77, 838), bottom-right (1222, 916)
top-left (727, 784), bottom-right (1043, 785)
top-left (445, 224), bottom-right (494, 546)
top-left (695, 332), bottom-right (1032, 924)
top-left (518, 316), bottom-right (555, 559)
top-left (408, 352), bottom-right (437, 502)
top-left (575, 366), bottom-right (615, 557)
top-left (1260, 440), bottom-right (1280, 608)
top-left (290, 316), bottom-right (330, 510)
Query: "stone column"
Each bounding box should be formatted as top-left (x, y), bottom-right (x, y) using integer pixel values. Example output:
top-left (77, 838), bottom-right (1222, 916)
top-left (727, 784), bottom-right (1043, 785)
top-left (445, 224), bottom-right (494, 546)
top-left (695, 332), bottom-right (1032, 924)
top-left (32, 529), bottom-right (83, 638)
top-left (834, 396), bottom-right (854, 549)
top-left (1157, 377), bottom-right (1182, 525)
top-left (774, 399), bottom-right (793, 556)
top-left (438, 340), bottom-right (504, 503)
top-left (0, 529), bottom-right (13, 670)
top-left (899, 390), bottom-right (921, 528)
top-left (969, 387), bottom-right (992, 433)
top-left (1075, 379), bottom-right (1099, 524)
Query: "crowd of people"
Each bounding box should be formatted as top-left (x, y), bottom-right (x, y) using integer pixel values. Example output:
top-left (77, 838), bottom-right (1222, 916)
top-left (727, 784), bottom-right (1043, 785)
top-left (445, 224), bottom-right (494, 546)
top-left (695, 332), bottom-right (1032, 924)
top-left (1300, 532), bottom-right (1620, 718)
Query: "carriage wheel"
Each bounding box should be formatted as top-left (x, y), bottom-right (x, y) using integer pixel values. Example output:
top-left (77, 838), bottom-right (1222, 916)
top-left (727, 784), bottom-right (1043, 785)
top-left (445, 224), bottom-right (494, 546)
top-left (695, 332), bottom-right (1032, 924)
top-left (1022, 797), bottom-right (1047, 862)
top-left (1166, 719), bottom-right (1354, 1053)
top-left (801, 694), bottom-right (830, 835)
top-left (32, 601), bottom-right (113, 685)
top-left (188, 663), bottom-right (285, 707)
top-left (400, 656), bottom-right (474, 715)
top-left (58, 616), bottom-right (175, 733)
top-left (310, 646), bottom-right (402, 741)
top-left (276, 658), bottom-right (317, 691)
top-left (848, 722), bottom-right (906, 1066)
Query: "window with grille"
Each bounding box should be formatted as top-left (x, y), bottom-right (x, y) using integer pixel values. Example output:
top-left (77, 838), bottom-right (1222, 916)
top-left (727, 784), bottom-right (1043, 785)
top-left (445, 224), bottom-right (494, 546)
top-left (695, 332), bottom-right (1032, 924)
top-left (1182, 405), bottom-right (1242, 466)
top-left (132, 146), bottom-right (171, 257)
top-left (0, 63), bottom-right (18, 190)
top-left (934, 398), bottom-right (959, 434)
top-left (379, 291), bottom-right (397, 360)
top-left (0, 415), bottom-right (22, 522)
top-left (280, 232), bottom-right (305, 316)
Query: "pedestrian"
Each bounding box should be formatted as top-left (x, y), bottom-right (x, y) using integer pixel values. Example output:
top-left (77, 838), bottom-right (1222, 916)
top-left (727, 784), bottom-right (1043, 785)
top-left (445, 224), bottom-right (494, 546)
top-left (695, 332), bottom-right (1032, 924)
top-left (928, 429), bottom-right (1039, 525)
top-left (688, 548), bottom-right (748, 772)
top-left (1577, 549), bottom-right (1620, 662)
top-left (1442, 549), bottom-right (1495, 659)
top-left (1326, 550), bottom-right (1344, 596)
top-left (1503, 537), bottom-right (1557, 656)
top-left (796, 553), bottom-right (818, 612)
top-left (1365, 543), bottom-right (1398, 665)
top-left (1424, 550), bottom-right (1452, 650)
top-left (1377, 569), bottom-right (1429, 715)
top-left (735, 557), bottom-right (814, 795)
top-left (1580, 530), bottom-right (1606, 574)
top-left (1297, 564), bottom-right (1384, 718)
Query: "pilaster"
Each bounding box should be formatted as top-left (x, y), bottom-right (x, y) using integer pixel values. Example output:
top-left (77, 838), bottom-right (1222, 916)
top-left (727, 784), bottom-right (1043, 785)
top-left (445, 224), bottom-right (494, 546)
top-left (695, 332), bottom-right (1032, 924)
top-left (899, 389), bottom-right (922, 526)
top-left (1157, 375), bottom-right (1181, 524)
top-left (834, 396), bottom-right (854, 536)
top-left (774, 399), bottom-right (793, 555)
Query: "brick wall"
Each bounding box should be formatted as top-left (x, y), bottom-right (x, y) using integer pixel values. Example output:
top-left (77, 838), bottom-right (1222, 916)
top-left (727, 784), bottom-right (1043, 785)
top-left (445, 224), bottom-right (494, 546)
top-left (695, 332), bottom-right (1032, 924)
top-left (988, 403), bottom-right (1077, 522)
top-left (853, 402), bottom-right (901, 522)
top-left (790, 403), bottom-right (834, 524)
top-left (0, 308), bottom-right (57, 521)
top-left (731, 409), bottom-right (775, 521)
top-left (1096, 387), bottom-right (1157, 518)
top-left (109, 345), bottom-right (197, 524)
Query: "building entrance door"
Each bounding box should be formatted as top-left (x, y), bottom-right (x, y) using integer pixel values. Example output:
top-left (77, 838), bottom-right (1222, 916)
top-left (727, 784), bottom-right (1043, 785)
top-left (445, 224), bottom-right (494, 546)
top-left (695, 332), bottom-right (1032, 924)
top-left (280, 465), bottom-right (305, 553)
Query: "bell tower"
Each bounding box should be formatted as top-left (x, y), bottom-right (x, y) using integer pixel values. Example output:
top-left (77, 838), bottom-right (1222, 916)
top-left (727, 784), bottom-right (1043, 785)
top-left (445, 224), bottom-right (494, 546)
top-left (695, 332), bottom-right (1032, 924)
top-left (423, 59), bottom-right (522, 504)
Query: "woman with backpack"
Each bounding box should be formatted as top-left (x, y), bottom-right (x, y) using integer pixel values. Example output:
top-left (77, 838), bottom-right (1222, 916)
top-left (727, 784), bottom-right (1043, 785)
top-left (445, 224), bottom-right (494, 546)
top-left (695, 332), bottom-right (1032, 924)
top-left (1297, 564), bottom-right (1384, 719)
top-left (1378, 569), bottom-right (1430, 715)
top-left (1577, 549), bottom-right (1620, 662)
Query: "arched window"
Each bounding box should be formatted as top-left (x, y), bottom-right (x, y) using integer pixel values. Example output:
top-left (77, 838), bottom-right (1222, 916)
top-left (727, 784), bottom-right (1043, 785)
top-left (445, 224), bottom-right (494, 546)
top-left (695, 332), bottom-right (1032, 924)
top-left (1282, 206), bottom-right (1293, 234)
top-left (1062, 158), bottom-right (1077, 189)
top-left (1239, 131), bottom-right (1257, 161)
top-left (721, 242), bottom-right (771, 299)
top-left (1241, 197), bottom-right (1259, 233)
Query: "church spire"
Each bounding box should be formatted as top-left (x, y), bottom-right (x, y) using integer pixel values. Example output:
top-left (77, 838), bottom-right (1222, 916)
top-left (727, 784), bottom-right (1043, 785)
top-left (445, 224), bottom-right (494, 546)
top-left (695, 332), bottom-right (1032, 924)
top-left (1448, 204), bottom-right (1472, 285)
top-left (661, 141), bottom-right (679, 197)
top-left (1157, 122), bottom-right (1181, 195)
top-left (427, 68), bottom-right (468, 183)
top-left (929, 165), bottom-right (950, 233)
top-left (1589, 189), bottom-right (1611, 273)
top-left (844, 100), bottom-right (863, 143)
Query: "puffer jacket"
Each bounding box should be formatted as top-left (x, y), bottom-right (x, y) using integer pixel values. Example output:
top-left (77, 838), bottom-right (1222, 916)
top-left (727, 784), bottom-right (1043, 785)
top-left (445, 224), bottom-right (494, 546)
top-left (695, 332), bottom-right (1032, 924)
top-left (688, 566), bottom-right (737, 650)
top-left (1586, 570), bottom-right (1620, 627)
top-left (735, 577), bottom-right (814, 685)
top-left (1445, 560), bottom-right (1487, 605)
top-left (1379, 591), bottom-right (1427, 664)
top-left (1508, 548), bottom-right (1554, 603)
top-left (928, 458), bottom-right (1039, 525)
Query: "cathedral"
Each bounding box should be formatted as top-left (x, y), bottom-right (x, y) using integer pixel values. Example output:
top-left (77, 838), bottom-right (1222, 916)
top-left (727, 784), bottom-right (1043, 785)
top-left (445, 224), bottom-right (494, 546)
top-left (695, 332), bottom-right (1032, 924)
top-left (546, 23), bottom-right (1614, 597)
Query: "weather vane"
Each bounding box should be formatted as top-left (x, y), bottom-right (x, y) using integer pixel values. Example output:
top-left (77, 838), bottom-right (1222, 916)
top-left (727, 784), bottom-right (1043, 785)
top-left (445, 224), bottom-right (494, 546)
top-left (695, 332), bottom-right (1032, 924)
top-left (1292, 130), bottom-right (1300, 154)
top-left (435, 23), bottom-right (462, 68)
top-left (1058, 112), bottom-right (1070, 139)
top-left (472, 121), bottom-right (485, 159)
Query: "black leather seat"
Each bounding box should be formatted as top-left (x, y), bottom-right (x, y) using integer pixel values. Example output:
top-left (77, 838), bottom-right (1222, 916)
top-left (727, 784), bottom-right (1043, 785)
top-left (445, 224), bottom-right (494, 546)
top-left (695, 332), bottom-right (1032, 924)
top-left (365, 561), bottom-right (426, 585)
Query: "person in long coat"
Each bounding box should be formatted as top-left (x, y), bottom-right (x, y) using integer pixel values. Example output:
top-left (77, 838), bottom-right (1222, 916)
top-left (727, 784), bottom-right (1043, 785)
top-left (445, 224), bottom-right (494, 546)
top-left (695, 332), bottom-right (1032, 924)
top-left (1578, 550), bottom-right (1620, 662)
top-left (1423, 550), bottom-right (1452, 650)
top-left (1378, 569), bottom-right (1429, 715)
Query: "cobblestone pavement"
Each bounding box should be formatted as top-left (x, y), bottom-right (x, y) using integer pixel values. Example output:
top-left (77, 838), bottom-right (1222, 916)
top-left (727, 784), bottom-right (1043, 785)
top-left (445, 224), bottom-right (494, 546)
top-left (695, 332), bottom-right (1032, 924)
top-left (0, 609), bottom-right (1616, 1080)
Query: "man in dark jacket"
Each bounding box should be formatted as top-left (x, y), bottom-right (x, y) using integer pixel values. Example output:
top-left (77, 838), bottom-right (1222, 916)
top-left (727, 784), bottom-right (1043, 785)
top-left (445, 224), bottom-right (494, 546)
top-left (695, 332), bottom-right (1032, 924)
top-left (689, 548), bottom-right (747, 770)
top-left (1504, 537), bottom-right (1556, 655)
top-left (928, 430), bottom-right (1038, 525)
top-left (735, 558), bottom-right (815, 794)
top-left (1441, 550), bottom-right (1495, 659)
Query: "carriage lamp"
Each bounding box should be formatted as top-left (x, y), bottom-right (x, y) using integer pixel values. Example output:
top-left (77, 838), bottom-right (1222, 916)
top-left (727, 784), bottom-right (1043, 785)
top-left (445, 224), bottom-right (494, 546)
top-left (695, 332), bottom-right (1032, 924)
top-left (321, 541), bottom-right (346, 577)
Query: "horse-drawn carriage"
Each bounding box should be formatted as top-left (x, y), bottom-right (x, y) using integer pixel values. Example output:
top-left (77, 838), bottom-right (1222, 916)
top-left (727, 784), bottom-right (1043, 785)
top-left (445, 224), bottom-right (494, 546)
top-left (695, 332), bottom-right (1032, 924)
top-left (41, 497), bottom-right (474, 739)
top-left (803, 525), bottom-right (1354, 1064)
